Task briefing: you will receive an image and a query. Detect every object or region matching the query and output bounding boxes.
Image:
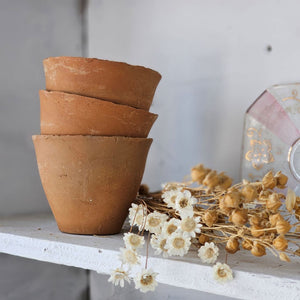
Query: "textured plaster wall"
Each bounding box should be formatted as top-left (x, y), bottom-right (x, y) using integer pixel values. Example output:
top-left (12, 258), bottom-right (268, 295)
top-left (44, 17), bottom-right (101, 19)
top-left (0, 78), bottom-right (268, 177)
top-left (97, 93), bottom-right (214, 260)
top-left (89, 0), bottom-right (300, 191)
top-left (0, 1), bottom-right (88, 300)
top-left (0, 0), bottom-right (83, 215)
top-left (1, 1), bottom-right (300, 299)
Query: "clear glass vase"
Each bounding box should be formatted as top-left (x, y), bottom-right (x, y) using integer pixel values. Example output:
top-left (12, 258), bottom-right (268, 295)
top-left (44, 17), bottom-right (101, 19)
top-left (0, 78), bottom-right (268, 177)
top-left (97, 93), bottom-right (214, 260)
top-left (241, 83), bottom-right (300, 194)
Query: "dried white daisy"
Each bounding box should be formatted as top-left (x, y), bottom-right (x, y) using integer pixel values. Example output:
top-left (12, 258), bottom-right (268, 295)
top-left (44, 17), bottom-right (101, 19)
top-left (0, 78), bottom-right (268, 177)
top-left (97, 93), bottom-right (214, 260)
top-left (175, 190), bottom-right (197, 217)
top-left (123, 233), bottom-right (145, 250)
top-left (161, 182), bottom-right (183, 192)
top-left (180, 216), bottom-right (202, 237)
top-left (119, 247), bottom-right (140, 266)
top-left (165, 232), bottom-right (191, 256)
top-left (145, 211), bottom-right (168, 234)
top-left (162, 190), bottom-right (181, 208)
top-left (128, 203), bottom-right (147, 230)
top-left (150, 233), bottom-right (169, 257)
top-left (213, 262), bottom-right (233, 283)
top-left (198, 242), bottom-right (219, 264)
top-left (108, 267), bottom-right (130, 288)
top-left (134, 268), bottom-right (158, 293)
top-left (162, 218), bottom-right (180, 236)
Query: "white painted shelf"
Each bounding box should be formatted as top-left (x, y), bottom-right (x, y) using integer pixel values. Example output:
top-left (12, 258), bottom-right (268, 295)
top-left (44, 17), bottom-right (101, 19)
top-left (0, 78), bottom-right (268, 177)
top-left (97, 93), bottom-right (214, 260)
top-left (0, 213), bottom-right (299, 300)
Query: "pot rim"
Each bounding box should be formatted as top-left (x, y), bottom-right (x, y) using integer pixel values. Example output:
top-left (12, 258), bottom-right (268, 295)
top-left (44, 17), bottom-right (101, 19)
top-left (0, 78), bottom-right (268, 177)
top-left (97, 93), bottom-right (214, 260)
top-left (39, 90), bottom-right (158, 119)
top-left (43, 56), bottom-right (161, 79)
top-left (32, 135), bottom-right (153, 143)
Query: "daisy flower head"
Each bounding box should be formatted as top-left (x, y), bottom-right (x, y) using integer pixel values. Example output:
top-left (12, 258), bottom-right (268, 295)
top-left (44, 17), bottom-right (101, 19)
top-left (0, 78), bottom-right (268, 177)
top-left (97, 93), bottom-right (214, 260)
top-left (108, 267), bottom-right (130, 288)
top-left (128, 203), bottom-right (147, 231)
top-left (150, 233), bottom-right (169, 257)
top-left (162, 190), bottom-right (181, 208)
top-left (161, 182), bottom-right (183, 192)
top-left (198, 242), bottom-right (219, 264)
top-left (175, 190), bottom-right (197, 217)
top-left (213, 262), bottom-right (233, 284)
top-left (134, 268), bottom-right (158, 293)
top-left (123, 233), bottom-right (145, 250)
top-left (119, 247), bottom-right (140, 266)
top-left (145, 211), bottom-right (168, 234)
top-left (165, 232), bottom-right (191, 256)
top-left (162, 218), bottom-right (180, 236)
top-left (180, 216), bottom-right (202, 238)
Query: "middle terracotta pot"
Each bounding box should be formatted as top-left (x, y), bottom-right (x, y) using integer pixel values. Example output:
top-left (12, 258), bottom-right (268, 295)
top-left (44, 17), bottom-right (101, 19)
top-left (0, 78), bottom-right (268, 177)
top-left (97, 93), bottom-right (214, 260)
top-left (32, 135), bottom-right (152, 235)
top-left (39, 90), bottom-right (158, 137)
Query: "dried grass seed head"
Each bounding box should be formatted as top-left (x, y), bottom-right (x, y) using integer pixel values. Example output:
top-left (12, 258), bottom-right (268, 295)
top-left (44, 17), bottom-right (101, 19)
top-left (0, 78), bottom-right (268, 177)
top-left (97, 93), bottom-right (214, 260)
top-left (217, 172), bottom-right (232, 190)
top-left (276, 219), bottom-right (291, 235)
top-left (203, 170), bottom-right (220, 189)
top-left (225, 237), bottom-right (240, 254)
top-left (198, 234), bottom-right (210, 245)
top-left (266, 193), bottom-right (282, 212)
top-left (273, 235), bottom-right (288, 251)
top-left (262, 171), bottom-right (277, 189)
top-left (223, 190), bottom-right (241, 208)
top-left (191, 164), bottom-right (210, 184)
top-left (250, 225), bottom-right (265, 237)
top-left (251, 241), bottom-right (266, 257)
top-left (231, 209), bottom-right (248, 226)
top-left (275, 171), bottom-right (288, 188)
top-left (241, 184), bottom-right (257, 202)
top-left (203, 210), bottom-right (218, 227)
top-left (269, 213), bottom-right (283, 227)
top-left (242, 239), bottom-right (253, 251)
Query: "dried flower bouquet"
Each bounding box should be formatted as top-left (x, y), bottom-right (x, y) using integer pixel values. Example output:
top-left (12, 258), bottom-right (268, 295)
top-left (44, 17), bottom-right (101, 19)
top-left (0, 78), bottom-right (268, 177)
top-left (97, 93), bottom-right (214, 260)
top-left (109, 164), bottom-right (300, 292)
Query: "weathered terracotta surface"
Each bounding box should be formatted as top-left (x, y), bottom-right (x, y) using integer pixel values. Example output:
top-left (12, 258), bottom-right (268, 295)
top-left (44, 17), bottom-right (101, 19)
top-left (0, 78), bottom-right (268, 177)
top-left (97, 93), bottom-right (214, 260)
top-left (43, 57), bottom-right (161, 111)
top-left (32, 135), bottom-right (152, 234)
top-left (39, 90), bottom-right (158, 137)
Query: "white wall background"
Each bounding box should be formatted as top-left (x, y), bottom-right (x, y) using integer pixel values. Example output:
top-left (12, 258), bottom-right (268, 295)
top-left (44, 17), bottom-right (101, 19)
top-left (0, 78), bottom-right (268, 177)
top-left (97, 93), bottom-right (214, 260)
top-left (0, 0), bottom-right (83, 215)
top-left (1, 1), bottom-right (300, 299)
top-left (89, 0), bottom-right (300, 190)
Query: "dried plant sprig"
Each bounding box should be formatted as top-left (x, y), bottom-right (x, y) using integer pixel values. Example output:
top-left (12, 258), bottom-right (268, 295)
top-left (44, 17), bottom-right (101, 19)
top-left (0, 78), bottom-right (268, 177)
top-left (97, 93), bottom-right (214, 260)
top-left (110, 164), bottom-right (300, 292)
top-left (135, 165), bottom-right (300, 262)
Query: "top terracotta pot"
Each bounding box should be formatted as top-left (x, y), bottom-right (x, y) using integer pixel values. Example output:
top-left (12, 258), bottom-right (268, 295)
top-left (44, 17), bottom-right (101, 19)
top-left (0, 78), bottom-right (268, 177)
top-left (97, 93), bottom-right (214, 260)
top-left (43, 57), bottom-right (161, 111)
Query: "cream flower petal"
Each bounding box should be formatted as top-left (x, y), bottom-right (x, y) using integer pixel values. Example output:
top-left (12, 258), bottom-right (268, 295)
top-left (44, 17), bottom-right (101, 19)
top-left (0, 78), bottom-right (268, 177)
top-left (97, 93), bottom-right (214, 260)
top-left (198, 242), bottom-right (219, 264)
top-left (108, 267), bottom-right (130, 288)
top-left (174, 190), bottom-right (197, 218)
top-left (123, 233), bottom-right (145, 250)
top-left (165, 232), bottom-right (191, 256)
top-left (150, 233), bottom-right (169, 258)
top-left (213, 262), bottom-right (233, 283)
top-left (128, 203), bottom-right (147, 231)
top-left (134, 268), bottom-right (158, 293)
top-left (162, 190), bottom-right (181, 208)
top-left (119, 247), bottom-right (140, 266)
top-left (162, 218), bottom-right (181, 236)
top-left (145, 211), bottom-right (168, 234)
top-left (180, 216), bottom-right (202, 238)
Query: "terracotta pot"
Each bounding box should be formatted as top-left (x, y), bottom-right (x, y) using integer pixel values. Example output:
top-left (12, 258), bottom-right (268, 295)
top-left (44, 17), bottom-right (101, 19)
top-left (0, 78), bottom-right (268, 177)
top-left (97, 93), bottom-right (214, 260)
top-left (39, 90), bottom-right (158, 137)
top-left (32, 135), bottom-right (152, 235)
top-left (43, 57), bottom-right (161, 111)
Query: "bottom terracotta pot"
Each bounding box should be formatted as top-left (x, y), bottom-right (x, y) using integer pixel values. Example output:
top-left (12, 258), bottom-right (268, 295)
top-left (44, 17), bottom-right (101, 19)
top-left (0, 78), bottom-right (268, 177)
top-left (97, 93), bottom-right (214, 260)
top-left (32, 135), bottom-right (152, 235)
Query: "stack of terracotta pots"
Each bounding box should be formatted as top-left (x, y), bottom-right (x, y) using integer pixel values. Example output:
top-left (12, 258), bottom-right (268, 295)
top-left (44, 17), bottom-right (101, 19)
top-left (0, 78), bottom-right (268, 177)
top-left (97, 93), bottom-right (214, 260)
top-left (32, 57), bottom-right (161, 235)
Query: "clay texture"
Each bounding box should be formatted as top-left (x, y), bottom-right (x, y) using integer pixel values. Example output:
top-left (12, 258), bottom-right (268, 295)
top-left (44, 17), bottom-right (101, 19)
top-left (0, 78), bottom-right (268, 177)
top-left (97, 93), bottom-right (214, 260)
top-left (32, 135), bottom-right (152, 235)
top-left (43, 57), bottom-right (161, 111)
top-left (39, 90), bottom-right (158, 137)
